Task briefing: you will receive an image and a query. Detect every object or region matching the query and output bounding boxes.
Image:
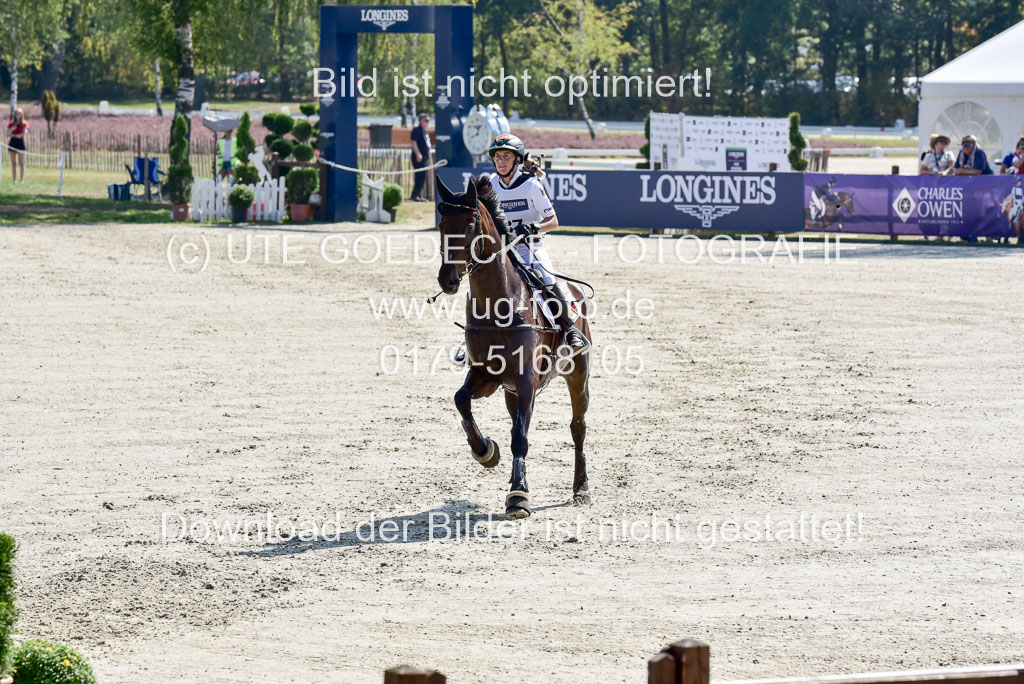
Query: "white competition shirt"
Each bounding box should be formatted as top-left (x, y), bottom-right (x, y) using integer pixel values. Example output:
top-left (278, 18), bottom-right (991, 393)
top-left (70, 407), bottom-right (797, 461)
top-left (489, 168), bottom-right (555, 230)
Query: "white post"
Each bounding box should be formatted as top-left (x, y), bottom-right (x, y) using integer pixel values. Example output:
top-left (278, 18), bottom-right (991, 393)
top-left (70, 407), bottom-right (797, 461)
top-left (58, 151), bottom-right (66, 197)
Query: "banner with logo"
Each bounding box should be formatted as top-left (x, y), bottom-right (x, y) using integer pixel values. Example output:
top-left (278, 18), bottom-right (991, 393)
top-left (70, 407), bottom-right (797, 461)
top-left (437, 168), bottom-right (803, 231)
top-left (435, 168), bottom-right (1022, 236)
top-left (648, 112), bottom-right (683, 170)
top-left (803, 173), bottom-right (1021, 238)
top-left (682, 116), bottom-right (791, 172)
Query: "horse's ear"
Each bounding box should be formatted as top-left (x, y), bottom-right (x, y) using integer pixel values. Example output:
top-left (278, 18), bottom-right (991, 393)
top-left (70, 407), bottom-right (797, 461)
top-left (464, 178), bottom-right (477, 206)
top-left (435, 176), bottom-right (455, 204)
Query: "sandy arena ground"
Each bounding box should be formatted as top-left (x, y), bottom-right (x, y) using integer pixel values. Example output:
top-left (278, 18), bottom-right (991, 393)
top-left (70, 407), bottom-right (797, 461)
top-left (2, 219), bottom-right (1023, 683)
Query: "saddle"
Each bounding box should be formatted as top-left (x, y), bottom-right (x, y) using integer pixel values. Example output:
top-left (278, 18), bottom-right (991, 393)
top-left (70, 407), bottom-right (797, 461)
top-left (503, 246), bottom-right (579, 329)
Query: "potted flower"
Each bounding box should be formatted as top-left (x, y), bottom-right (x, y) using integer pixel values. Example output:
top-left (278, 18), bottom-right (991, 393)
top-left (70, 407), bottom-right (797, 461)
top-left (382, 182), bottom-right (403, 223)
top-left (228, 185), bottom-right (255, 223)
top-left (286, 167), bottom-right (319, 222)
top-left (166, 114), bottom-right (193, 221)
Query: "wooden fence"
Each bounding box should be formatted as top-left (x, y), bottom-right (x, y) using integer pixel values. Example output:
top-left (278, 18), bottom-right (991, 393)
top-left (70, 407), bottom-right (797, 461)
top-left (190, 177), bottom-right (287, 222)
top-left (19, 130), bottom-right (216, 173)
top-left (17, 130), bottom-right (419, 196)
top-left (383, 638), bottom-right (1024, 684)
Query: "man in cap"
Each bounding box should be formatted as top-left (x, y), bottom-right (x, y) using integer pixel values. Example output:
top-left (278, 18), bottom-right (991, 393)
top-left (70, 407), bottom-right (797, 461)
top-left (953, 134), bottom-right (993, 175)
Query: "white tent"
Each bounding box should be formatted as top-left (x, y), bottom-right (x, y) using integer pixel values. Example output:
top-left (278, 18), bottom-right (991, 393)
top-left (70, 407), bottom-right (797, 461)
top-left (918, 19), bottom-right (1024, 162)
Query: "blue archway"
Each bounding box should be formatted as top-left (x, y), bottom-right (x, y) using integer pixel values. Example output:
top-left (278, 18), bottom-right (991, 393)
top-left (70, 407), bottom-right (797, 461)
top-left (319, 5), bottom-right (475, 222)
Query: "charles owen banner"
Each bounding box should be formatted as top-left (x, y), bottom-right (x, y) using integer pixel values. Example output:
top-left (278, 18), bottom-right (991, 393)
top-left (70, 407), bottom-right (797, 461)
top-left (437, 167), bottom-right (803, 232)
top-left (436, 168), bottom-right (1024, 238)
top-left (803, 173), bottom-right (1023, 238)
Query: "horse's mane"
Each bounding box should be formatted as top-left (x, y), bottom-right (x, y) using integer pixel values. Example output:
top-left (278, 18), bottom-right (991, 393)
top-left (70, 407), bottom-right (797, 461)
top-left (473, 175), bottom-right (510, 237)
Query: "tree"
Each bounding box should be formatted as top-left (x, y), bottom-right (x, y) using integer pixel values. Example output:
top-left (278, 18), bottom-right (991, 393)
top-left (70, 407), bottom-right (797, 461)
top-left (129, 0), bottom-right (213, 145)
top-left (0, 0), bottom-right (66, 116)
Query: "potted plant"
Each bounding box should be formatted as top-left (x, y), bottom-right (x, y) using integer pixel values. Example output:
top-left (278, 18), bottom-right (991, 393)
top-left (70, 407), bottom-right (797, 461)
top-left (166, 114), bottom-right (193, 221)
top-left (383, 182), bottom-right (403, 223)
top-left (0, 534), bottom-right (16, 684)
top-left (286, 167), bottom-right (319, 222)
top-left (228, 185), bottom-right (255, 223)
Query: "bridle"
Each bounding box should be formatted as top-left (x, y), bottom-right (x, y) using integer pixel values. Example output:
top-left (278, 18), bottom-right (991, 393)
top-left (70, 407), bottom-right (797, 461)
top-left (428, 201), bottom-right (527, 304)
top-left (439, 202), bottom-right (486, 281)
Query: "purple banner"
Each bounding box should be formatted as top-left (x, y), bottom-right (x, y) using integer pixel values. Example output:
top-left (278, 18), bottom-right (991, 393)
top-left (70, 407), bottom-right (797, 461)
top-left (803, 173), bottom-right (1022, 238)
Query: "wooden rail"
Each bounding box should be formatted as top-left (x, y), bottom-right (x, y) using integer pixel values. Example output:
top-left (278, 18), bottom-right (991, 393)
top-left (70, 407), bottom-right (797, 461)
top-left (383, 638), bottom-right (1024, 684)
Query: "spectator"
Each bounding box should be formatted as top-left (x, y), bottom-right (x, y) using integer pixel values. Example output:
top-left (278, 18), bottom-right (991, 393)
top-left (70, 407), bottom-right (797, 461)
top-left (920, 134), bottom-right (954, 176)
top-left (954, 134), bottom-right (994, 175)
top-left (6, 107), bottom-right (28, 184)
top-left (217, 129), bottom-right (239, 182)
top-left (410, 113), bottom-right (432, 202)
top-left (999, 138), bottom-right (1024, 174)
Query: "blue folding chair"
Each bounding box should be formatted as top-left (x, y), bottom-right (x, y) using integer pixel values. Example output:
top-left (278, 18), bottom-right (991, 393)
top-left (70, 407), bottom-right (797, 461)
top-left (124, 156), bottom-right (165, 200)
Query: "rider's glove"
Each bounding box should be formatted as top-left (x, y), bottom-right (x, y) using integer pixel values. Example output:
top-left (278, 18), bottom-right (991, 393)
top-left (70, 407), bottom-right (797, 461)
top-left (514, 223), bottom-right (540, 239)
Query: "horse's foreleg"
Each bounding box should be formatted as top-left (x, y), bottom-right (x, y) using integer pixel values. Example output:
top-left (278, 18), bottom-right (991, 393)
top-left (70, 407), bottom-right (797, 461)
top-left (505, 379), bottom-right (536, 519)
top-left (455, 368), bottom-right (501, 468)
top-left (566, 356), bottom-right (591, 505)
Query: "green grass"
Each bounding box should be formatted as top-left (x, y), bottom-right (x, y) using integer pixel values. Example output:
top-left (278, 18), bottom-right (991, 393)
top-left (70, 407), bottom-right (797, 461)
top-left (0, 168), bottom-right (171, 224)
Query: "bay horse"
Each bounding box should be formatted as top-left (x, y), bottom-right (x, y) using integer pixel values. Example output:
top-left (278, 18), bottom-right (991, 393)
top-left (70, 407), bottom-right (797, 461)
top-left (434, 175), bottom-right (592, 518)
top-left (806, 191), bottom-right (856, 231)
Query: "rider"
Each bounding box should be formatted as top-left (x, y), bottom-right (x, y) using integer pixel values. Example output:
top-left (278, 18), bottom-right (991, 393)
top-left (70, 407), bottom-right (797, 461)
top-left (486, 133), bottom-right (591, 357)
top-left (810, 176), bottom-right (838, 219)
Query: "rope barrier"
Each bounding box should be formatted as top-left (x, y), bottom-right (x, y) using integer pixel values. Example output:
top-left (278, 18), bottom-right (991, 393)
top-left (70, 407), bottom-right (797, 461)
top-left (2, 139), bottom-right (67, 196)
top-left (317, 156), bottom-right (448, 176)
top-left (0, 138), bottom-right (66, 160)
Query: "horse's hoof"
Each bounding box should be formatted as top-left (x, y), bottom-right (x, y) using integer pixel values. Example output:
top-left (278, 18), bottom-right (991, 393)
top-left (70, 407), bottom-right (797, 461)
top-left (572, 490), bottom-right (592, 506)
top-left (505, 491), bottom-right (531, 518)
top-left (472, 438), bottom-right (500, 468)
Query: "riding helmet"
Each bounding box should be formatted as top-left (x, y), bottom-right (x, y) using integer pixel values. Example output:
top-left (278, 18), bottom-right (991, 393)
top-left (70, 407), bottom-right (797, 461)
top-left (488, 134), bottom-right (525, 164)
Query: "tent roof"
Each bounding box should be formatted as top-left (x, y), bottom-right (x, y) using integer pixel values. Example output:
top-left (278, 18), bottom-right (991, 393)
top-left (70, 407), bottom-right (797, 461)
top-left (921, 19), bottom-right (1024, 97)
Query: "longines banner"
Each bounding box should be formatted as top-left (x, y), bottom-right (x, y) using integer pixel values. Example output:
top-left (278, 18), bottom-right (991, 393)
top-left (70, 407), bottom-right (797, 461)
top-left (437, 168), bottom-right (1024, 237)
top-left (438, 168), bottom-right (803, 232)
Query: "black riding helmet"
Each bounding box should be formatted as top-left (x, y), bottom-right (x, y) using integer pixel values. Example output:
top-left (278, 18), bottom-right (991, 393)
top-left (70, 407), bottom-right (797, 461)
top-left (488, 133), bottom-right (525, 165)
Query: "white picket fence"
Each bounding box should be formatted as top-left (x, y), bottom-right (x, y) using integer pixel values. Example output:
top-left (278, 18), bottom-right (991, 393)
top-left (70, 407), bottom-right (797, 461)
top-left (190, 177), bottom-right (287, 222)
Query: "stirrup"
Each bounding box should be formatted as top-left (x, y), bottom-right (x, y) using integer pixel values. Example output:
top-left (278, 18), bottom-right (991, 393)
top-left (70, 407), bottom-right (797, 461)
top-left (452, 340), bottom-right (469, 366)
top-left (560, 329), bottom-right (591, 358)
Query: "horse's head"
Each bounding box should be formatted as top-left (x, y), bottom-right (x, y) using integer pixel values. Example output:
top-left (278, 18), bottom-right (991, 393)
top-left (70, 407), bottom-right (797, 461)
top-left (435, 176), bottom-right (479, 295)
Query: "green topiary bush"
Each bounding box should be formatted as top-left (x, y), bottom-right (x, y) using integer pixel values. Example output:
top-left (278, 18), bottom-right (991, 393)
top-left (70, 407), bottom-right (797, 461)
top-left (165, 114), bottom-right (193, 205)
top-left (382, 182), bottom-right (403, 211)
top-left (264, 133), bottom-right (280, 149)
top-left (261, 113), bottom-right (277, 130)
top-left (12, 640), bottom-right (97, 684)
top-left (291, 120), bottom-right (313, 144)
top-left (286, 167), bottom-right (319, 205)
top-left (788, 111), bottom-right (808, 171)
top-left (234, 164), bottom-right (260, 186)
top-left (292, 143), bottom-right (314, 163)
top-left (0, 534), bottom-right (16, 678)
top-left (228, 185), bottom-right (255, 211)
top-left (636, 113), bottom-right (651, 169)
top-left (271, 138), bottom-right (294, 159)
top-left (382, 183), bottom-right (403, 211)
top-left (236, 112), bottom-right (256, 165)
top-left (269, 113), bottom-right (294, 136)
top-left (299, 103), bottom-right (317, 117)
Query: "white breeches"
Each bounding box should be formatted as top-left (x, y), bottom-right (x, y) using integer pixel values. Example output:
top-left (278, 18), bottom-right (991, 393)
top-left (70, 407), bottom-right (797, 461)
top-left (514, 240), bottom-right (572, 301)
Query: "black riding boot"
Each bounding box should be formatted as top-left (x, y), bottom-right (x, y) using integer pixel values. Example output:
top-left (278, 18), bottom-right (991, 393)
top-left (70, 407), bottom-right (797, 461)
top-left (548, 289), bottom-right (590, 357)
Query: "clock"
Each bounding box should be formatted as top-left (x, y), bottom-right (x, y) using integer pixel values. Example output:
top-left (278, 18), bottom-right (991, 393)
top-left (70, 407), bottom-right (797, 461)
top-left (462, 105), bottom-right (494, 156)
